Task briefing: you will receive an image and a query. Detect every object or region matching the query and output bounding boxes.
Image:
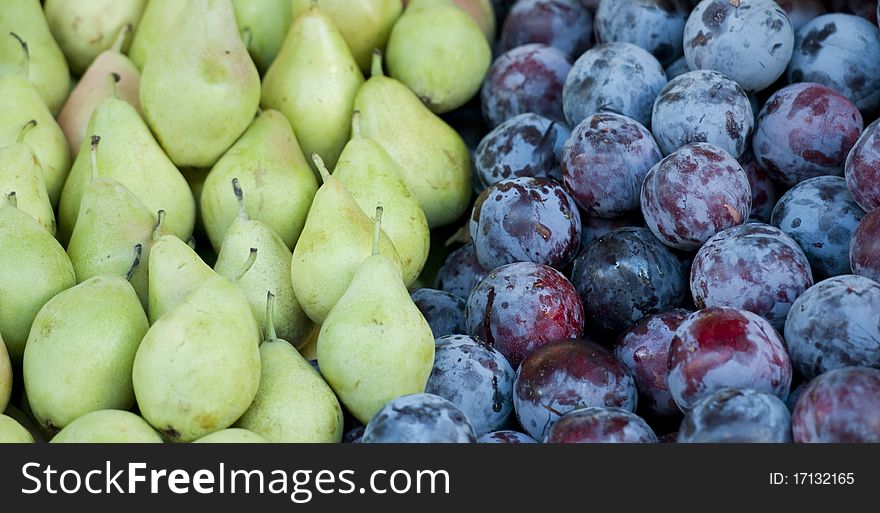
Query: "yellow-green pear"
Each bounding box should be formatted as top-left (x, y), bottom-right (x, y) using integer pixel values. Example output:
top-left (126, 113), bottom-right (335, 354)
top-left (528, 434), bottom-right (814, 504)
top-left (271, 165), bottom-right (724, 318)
top-left (215, 180), bottom-right (313, 347)
top-left (57, 26), bottom-right (141, 155)
top-left (200, 110), bottom-right (317, 252)
top-left (50, 410), bottom-right (163, 443)
top-left (334, 112), bottom-right (429, 286)
top-left (318, 210), bottom-right (435, 423)
top-left (262, 6), bottom-right (363, 173)
top-left (232, 0), bottom-right (293, 73)
top-left (0, 193), bottom-right (76, 364)
top-left (23, 275), bottom-right (149, 432)
top-left (140, 0), bottom-right (261, 168)
top-left (128, 0), bottom-right (187, 70)
top-left (148, 235), bottom-right (217, 324)
top-left (290, 0), bottom-right (402, 72)
top-left (132, 275), bottom-right (261, 442)
top-left (291, 155), bottom-right (402, 324)
top-left (59, 81), bottom-right (195, 243)
top-left (0, 35), bottom-right (70, 205)
top-left (354, 51), bottom-right (473, 228)
top-left (0, 334), bottom-right (10, 412)
top-left (193, 428), bottom-right (267, 443)
top-left (44, 0), bottom-right (146, 76)
top-left (0, 120), bottom-right (55, 234)
top-left (0, 0), bottom-right (71, 114)
top-left (237, 292), bottom-right (343, 442)
top-left (3, 405), bottom-right (46, 442)
top-left (0, 414), bottom-right (34, 443)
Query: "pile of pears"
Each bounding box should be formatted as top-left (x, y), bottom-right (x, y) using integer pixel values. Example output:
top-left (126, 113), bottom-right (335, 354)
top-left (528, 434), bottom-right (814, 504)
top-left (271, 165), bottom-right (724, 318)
top-left (0, 0), bottom-right (493, 443)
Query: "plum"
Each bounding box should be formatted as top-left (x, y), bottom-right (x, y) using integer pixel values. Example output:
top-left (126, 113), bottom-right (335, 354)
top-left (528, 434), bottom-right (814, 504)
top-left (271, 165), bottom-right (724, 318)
top-left (739, 149), bottom-right (778, 223)
top-left (664, 55), bottom-right (691, 80)
top-left (792, 366), bottom-right (880, 442)
top-left (668, 307), bottom-right (793, 410)
top-left (785, 380), bottom-right (809, 413)
top-left (434, 243), bottom-right (489, 300)
top-left (580, 211), bottom-right (646, 248)
top-left (826, 0), bottom-right (878, 24)
top-left (361, 393), bottom-right (477, 443)
top-left (845, 118), bottom-right (880, 212)
top-left (544, 407), bottom-right (658, 443)
top-left (776, 0), bottom-right (828, 31)
top-left (342, 425), bottom-right (365, 443)
top-left (466, 262), bottom-right (585, 367)
top-left (500, 0), bottom-right (594, 57)
top-left (561, 112), bottom-right (663, 218)
top-left (651, 70), bottom-right (754, 158)
top-left (594, 0), bottom-right (690, 65)
top-left (640, 142), bottom-right (752, 251)
top-left (678, 388), bottom-right (793, 442)
top-left (513, 338), bottom-right (638, 440)
top-left (850, 208), bottom-right (880, 283)
top-left (477, 430), bottom-right (539, 443)
top-left (480, 44), bottom-right (572, 128)
top-left (753, 83), bottom-right (863, 186)
top-left (562, 42), bottom-right (667, 128)
top-left (787, 13), bottom-right (880, 111)
top-left (411, 289), bottom-right (468, 338)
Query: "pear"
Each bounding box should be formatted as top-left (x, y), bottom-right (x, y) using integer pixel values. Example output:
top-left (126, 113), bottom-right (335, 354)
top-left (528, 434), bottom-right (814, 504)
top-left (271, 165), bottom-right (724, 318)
top-left (290, 0), bottom-right (402, 72)
top-left (0, 0), bottom-right (71, 114)
top-left (262, 6), bottom-right (364, 173)
top-left (201, 110), bottom-right (317, 252)
top-left (66, 136), bottom-right (170, 306)
top-left (236, 292), bottom-right (343, 442)
top-left (386, 0), bottom-right (490, 114)
top-left (291, 155), bottom-right (402, 324)
top-left (318, 210), bottom-right (435, 423)
top-left (57, 26), bottom-right (141, 155)
top-left (44, 0), bottom-right (146, 76)
top-left (354, 51), bottom-right (473, 228)
top-left (299, 324), bottom-right (319, 361)
top-left (0, 120), bottom-right (56, 234)
top-left (451, 0), bottom-right (496, 42)
top-left (140, 0), bottom-right (261, 168)
top-left (0, 334), bottom-right (10, 412)
top-left (334, 112), bottom-right (429, 286)
top-left (49, 410), bottom-right (163, 443)
top-left (58, 79), bottom-right (195, 243)
top-left (132, 275), bottom-right (261, 443)
top-left (0, 193), bottom-right (76, 364)
top-left (0, 34), bottom-right (71, 205)
top-left (193, 428), bottom-right (267, 443)
top-left (3, 405), bottom-right (46, 442)
top-left (232, 0), bottom-right (293, 73)
top-left (148, 235), bottom-right (216, 324)
top-left (23, 274), bottom-right (149, 432)
top-left (128, 0), bottom-right (187, 70)
top-left (0, 414), bottom-right (34, 443)
top-left (214, 180), bottom-right (313, 347)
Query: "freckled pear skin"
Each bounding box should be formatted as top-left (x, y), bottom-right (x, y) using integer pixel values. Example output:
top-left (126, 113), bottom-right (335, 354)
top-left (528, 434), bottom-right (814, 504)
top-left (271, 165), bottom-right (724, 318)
top-left (0, 122), bottom-right (56, 234)
top-left (147, 234), bottom-right (216, 324)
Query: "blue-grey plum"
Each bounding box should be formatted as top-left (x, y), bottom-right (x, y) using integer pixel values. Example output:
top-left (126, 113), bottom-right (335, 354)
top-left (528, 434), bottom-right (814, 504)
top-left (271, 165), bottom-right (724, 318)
top-left (785, 380), bottom-right (809, 413)
top-left (792, 366), bottom-right (880, 442)
top-left (851, 208), bottom-right (880, 282)
top-left (826, 0), bottom-right (878, 24)
top-left (777, 0), bottom-right (827, 31)
top-left (411, 289), bottom-right (467, 338)
top-left (846, 118), bottom-right (880, 212)
top-left (434, 242), bottom-right (488, 299)
top-left (664, 55), bottom-right (690, 79)
top-left (477, 430), bottom-right (539, 443)
top-left (544, 407), bottom-right (658, 443)
top-left (739, 149), bottom-right (778, 223)
top-left (562, 42), bottom-right (667, 128)
top-left (594, 0), bottom-right (689, 65)
top-left (361, 393), bottom-right (477, 443)
top-left (500, 0), bottom-right (594, 57)
top-left (678, 388), bottom-right (793, 443)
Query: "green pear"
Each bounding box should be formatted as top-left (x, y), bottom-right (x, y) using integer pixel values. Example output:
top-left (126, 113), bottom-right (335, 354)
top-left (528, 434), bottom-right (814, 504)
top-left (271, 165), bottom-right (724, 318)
top-left (236, 292), bottom-right (343, 442)
top-left (232, 0), bottom-right (293, 73)
top-left (128, 0), bottom-right (187, 70)
top-left (132, 275), bottom-right (261, 443)
top-left (0, 0), bottom-right (71, 114)
top-left (262, 6), bottom-right (363, 173)
top-left (23, 274), bottom-right (149, 432)
top-left (334, 112), bottom-right (429, 286)
top-left (148, 235), bottom-right (217, 324)
top-left (318, 210), bottom-right (435, 423)
top-left (193, 428), bottom-right (267, 443)
top-left (201, 110), bottom-right (317, 252)
top-left (59, 81), bottom-right (195, 243)
top-left (0, 414), bottom-right (34, 443)
top-left (140, 0), bottom-right (261, 168)
top-left (290, 0), bottom-right (402, 73)
top-left (0, 35), bottom-right (70, 206)
top-left (58, 26), bottom-right (141, 155)
top-left (291, 155), bottom-right (402, 324)
top-left (3, 405), bottom-right (46, 442)
top-left (214, 180), bottom-right (313, 347)
top-left (0, 334), bottom-right (10, 412)
top-left (50, 410), bottom-right (163, 443)
top-left (0, 193), bottom-right (76, 364)
top-left (354, 51), bottom-right (472, 228)
top-left (0, 120), bottom-right (56, 234)
top-left (44, 0), bottom-right (146, 76)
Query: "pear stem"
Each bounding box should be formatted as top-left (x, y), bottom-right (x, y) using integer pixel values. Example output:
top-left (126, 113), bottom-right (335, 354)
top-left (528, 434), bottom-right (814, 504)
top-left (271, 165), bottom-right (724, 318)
top-left (235, 248), bottom-right (258, 281)
top-left (106, 72), bottom-right (120, 99)
top-left (125, 244), bottom-right (143, 281)
top-left (4, 191), bottom-right (18, 209)
top-left (9, 32), bottom-right (29, 77)
top-left (89, 135), bottom-right (101, 181)
top-left (152, 210), bottom-right (166, 240)
top-left (231, 177), bottom-right (249, 221)
top-left (370, 49), bottom-right (385, 78)
top-left (110, 23), bottom-right (131, 54)
top-left (372, 206), bottom-right (383, 256)
top-left (264, 291), bottom-right (277, 344)
top-left (311, 153), bottom-right (331, 184)
top-left (16, 120), bottom-right (37, 143)
top-left (351, 111), bottom-right (362, 140)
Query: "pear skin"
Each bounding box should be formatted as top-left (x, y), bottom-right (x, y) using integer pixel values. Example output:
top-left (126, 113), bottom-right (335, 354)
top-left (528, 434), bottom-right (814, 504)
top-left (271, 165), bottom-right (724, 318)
top-left (232, 0), bottom-right (293, 73)
top-left (0, 120), bottom-right (56, 234)
top-left (23, 275), bottom-right (149, 432)
top-left (49, 410), bottom-right (163, 443)
top-left (0, 334), bottom-right (10, 412)
top-left (262, 6), bottom-right (364, 173)
top-left (193, 428), bottom-right (267, 443)
top-left (200, 110), bottom-right (317, 252)
top-left (148, 235), bottom-right (217, 324)
top-left (452, 0), bottom-right (496, 42)
top-left (0, 414), bottom-right (34, 443)
top-left (139, 0), bottom-right (261, 168)
top-left (128, 0), bottom-right (187, 70)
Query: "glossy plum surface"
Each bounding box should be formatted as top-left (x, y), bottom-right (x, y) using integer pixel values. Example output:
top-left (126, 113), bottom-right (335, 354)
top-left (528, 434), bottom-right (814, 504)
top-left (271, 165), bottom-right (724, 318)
top-left (411, 289), bottom-right (468, 339)
top-left (850, 208), bottom-right (880, 282)
top-left (544, 407), bottom-right (658, 443)
top-left (678, 388), bottom-right (793, 443)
